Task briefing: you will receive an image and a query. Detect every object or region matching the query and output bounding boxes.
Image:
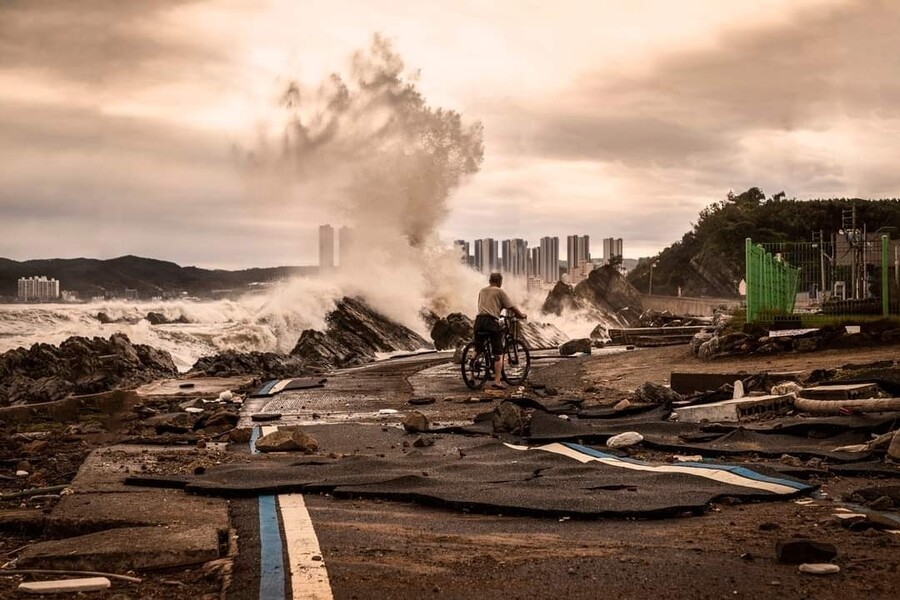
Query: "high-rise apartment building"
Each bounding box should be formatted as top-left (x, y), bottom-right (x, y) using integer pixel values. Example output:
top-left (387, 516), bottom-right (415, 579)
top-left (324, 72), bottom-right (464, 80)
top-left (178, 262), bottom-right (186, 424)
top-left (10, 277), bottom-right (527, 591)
top-left (602, 237), bottom-right (624, 262)
top-left (338, 226), bottom-right (354, 267)
top-left (539, 236), bottom-right (560, 283)
top-left (17, 276), bottom-right (60, 300)
top-left (319, 225), bottom-right (335, 272)
top-left (501, 239), bottom-right (528, 277)
top-left (567, 235), bottom-right (591, 269)
top-left (474, 238), bottom-right (498, 273)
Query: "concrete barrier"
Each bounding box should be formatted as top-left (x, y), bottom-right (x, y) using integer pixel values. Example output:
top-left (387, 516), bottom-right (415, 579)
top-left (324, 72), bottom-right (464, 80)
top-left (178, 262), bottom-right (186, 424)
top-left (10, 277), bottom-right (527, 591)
top-left (640, 294), bottom-right (741, 316)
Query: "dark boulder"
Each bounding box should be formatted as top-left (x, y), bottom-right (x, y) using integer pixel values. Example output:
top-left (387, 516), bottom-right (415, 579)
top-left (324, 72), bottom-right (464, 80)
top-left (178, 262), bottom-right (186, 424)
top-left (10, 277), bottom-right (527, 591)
top-left (430, 313), bottom-right (473, 351)
top-left (559, 338), bottom-right (592, 356)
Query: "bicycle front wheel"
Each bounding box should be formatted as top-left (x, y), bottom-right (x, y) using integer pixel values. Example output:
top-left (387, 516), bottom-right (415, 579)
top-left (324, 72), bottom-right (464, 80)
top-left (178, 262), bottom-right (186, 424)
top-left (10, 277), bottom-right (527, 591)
top-left (461, 341), bottom-right (489, 390)
top-left (501, 339), bottom-right (531, 385)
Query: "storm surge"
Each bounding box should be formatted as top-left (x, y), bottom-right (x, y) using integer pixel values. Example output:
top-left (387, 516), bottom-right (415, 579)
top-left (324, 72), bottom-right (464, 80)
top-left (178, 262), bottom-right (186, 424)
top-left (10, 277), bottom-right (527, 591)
top-left (0, 277), bottom-right (342, 372)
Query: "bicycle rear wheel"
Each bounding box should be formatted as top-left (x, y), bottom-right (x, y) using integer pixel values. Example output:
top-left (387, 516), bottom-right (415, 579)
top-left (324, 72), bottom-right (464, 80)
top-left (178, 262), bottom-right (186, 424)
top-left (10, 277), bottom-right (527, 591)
top-left (461, 341), bottom-right (489, 390)
top-left (501, 338), bottom-right (531, 385)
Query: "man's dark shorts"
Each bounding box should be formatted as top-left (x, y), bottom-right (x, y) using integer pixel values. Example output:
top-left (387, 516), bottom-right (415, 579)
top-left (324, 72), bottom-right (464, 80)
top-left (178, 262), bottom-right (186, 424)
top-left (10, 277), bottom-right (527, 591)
top-left (474, 314), bottom-right (503, 357)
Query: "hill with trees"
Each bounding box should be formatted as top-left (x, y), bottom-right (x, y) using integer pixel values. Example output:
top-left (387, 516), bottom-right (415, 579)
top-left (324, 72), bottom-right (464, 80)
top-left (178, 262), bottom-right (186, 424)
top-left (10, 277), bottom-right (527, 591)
top-left (627, 189), bottom-right (900, 297)
top-left (0, 255), bottom-right (315, 300)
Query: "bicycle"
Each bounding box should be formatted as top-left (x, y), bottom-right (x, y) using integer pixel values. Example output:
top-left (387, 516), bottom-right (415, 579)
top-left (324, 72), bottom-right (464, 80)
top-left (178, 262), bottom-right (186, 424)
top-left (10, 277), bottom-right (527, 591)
top-left (460, 313), bottom-right (531, 390)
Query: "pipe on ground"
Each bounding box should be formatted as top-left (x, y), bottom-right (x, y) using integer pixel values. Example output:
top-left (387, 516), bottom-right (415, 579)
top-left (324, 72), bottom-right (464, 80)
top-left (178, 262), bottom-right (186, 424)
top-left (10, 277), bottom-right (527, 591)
top-left (793, 396), bottom-right (900, 414)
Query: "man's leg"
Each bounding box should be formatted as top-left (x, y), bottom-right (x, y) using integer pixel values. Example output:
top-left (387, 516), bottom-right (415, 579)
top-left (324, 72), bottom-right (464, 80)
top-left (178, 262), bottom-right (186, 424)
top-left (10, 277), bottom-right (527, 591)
top-left (493, 354), bottom-right (503, 385)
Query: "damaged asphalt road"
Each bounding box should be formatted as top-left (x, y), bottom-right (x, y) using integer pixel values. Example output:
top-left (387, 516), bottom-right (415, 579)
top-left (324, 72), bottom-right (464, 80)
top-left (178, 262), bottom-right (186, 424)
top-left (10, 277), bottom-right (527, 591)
top-left (9, 346), bottom-right (900, 599)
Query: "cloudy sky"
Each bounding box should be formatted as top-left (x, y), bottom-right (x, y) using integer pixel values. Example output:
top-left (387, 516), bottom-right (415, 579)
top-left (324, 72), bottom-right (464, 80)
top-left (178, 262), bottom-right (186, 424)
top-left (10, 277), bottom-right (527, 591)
top-left (2, 0), bottom-right (899, 268)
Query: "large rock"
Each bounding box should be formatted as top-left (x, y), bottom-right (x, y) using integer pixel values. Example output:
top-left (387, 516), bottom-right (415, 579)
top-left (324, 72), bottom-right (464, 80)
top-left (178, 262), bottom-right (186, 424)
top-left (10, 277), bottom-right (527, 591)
top-left (492, 401), bottom-right (526, 435)
top-left (291, 297), bottom-right (430, 369)
top-left (430, 313), bottom-right (473, 351)
top-left (0, 333), bottom-right (177, 407)
top-left (255, 428), bottom-right (318, 453)
top-left (402, 411), bottom-right (429, 433)
top-left (559, 338), bottom-right (592, 356)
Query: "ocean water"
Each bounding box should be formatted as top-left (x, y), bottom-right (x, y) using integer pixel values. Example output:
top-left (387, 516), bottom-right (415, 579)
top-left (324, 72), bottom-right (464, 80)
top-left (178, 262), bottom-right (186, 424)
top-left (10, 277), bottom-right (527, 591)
top-left (0, 280), bottom-right (345, 372)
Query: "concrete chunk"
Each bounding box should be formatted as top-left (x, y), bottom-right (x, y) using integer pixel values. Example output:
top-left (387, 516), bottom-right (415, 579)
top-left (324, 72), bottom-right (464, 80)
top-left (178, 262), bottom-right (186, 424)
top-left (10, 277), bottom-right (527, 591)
top-left (19, 577), bottom-right (111, 594)
top-left (19, 577), bottom-right (110, 594)
top-left (19, 525), bottom-right (223, 572)
top-left (677, 394), bottom-right (794, 423)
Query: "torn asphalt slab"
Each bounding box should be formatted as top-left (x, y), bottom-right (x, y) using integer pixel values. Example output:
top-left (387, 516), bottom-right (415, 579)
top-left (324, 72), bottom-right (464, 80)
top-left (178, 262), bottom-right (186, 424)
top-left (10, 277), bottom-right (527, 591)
top-left (124, 440), bottom-right (815, 518)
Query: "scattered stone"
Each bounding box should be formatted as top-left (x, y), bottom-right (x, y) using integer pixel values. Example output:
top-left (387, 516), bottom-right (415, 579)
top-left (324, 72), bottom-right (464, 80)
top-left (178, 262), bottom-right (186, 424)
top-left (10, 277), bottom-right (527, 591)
top-left (412, 436), bottom-right (435, 448)
top-left (251, 413), bottom-right (282, 422)
top-left (402, 411), bottom-right (429, 433)
top-left (290, 429), bottom-right (319, 453)
top-left (408, 397), bottom-right (436, 406)
top-left (492, 401), bottom-right (525, 435)
top-left (16, 470), bottom-right (29, 478)
top-left (798, 563), bottom-right (840, 575)
top-left (255, 430), bottom-right (298, 452)
top-left (225, 429), bottom-right (251, 447)
top-left (218, 390), bottom-right (234, 402)
top-left (776, 539), bottom-right (837, 564)
top-left (613, 399), bottom-right (631, 411)
top-left (606, 431), bottom-right (644, 448)
top-left (633, 382), bottom-right (682, 406)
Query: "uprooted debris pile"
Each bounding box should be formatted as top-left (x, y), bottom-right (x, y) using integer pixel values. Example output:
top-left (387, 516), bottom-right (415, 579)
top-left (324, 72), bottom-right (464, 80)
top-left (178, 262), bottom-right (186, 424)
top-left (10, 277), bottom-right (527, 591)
top-left (0, 334), bottom-right (177, 407)
top-left (692, 320), bottom-right (900, 360)
top-left (291, 296), bottom-right (430, 369)
top-left (638, 309), bottom-right (714, 328)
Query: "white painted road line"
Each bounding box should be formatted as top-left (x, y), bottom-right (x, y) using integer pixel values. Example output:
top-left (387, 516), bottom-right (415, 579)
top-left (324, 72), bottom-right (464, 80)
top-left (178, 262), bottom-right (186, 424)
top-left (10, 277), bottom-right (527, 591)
top-left (279, 493), bottom-right (333, 600)
top-left (259, 424), bottom-right (333, 599)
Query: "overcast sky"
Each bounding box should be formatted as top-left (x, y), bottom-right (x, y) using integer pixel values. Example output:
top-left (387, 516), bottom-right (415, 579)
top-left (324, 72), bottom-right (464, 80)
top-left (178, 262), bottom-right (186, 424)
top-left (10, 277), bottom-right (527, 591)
top-left (2, 0), bottom-right (899, 268)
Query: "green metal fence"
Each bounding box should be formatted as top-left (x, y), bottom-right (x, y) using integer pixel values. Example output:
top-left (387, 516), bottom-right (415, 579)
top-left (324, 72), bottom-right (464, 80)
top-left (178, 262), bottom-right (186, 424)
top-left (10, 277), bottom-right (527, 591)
top-left (745, 235), bottom-right (900, 323)
top-left (745, 239), bottom-right (801, 322)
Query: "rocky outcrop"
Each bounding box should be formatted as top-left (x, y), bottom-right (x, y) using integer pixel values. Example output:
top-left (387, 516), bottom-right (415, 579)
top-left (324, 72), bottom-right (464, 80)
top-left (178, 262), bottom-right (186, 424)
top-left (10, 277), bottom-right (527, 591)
top-left (540, 266), bottom-right (643, 328)
top-left (541, 281), bottom-right (578, 316)
top-left (0, 333), bottom-right (177, 406)
top-left (189, 351), bottom-right (308, 379)
top-left (145, 312), bottom-right (190, 325)
top-left (574, 266), bottom-right (643, 319)
top-left (291, 297), bottom-right (430, 369)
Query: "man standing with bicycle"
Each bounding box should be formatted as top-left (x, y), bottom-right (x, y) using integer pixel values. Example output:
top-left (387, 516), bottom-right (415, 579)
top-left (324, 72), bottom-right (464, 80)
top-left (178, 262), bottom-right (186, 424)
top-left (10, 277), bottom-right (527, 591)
top-left (475, 272), bottom-right (527, 389)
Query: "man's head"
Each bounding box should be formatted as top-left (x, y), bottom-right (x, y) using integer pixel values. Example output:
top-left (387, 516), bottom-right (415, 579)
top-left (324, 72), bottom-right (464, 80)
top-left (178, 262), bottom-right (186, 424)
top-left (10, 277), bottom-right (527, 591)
top-left (489, 272), bottom-right (503, 287)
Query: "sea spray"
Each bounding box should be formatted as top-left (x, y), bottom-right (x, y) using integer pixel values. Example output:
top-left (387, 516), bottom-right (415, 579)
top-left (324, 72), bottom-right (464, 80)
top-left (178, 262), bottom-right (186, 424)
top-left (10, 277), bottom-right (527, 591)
top-left (242, 34), bottom-right (485, 330)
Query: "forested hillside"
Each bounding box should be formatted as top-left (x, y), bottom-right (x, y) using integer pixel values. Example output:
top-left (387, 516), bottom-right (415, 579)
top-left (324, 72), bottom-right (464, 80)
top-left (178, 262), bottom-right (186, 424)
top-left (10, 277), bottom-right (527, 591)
top-left (628, 189), bottom-right (900, 297)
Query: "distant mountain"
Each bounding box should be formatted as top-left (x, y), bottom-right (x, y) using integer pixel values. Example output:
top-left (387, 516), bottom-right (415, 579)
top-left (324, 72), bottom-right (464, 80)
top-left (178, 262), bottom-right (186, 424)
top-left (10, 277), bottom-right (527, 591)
top-left (0, 255), bottom-right (317, 299)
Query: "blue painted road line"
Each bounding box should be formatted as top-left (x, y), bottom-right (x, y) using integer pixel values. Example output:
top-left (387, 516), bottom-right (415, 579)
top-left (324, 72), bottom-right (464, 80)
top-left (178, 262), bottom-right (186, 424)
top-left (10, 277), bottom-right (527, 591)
top-left (251, 425), bottom-right (288, 600)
